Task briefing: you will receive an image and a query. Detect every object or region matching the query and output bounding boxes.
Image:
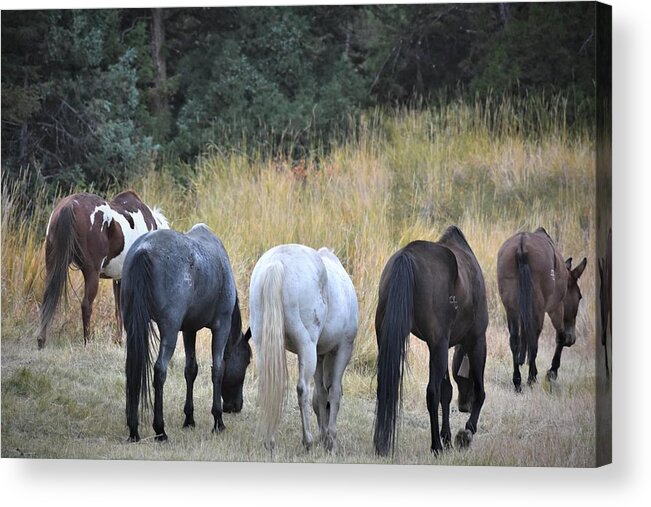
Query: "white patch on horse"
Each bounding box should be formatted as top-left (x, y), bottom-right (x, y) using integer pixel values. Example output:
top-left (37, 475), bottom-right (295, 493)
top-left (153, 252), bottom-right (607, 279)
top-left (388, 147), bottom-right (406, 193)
top-left (550, 268), bottom-right (555, 281)
top-left (151, 206), bottom-right (170, 229)
top-left (90, 203), bottom-right (114, 231)
top-left (101, 208), bottom-right (152, 279)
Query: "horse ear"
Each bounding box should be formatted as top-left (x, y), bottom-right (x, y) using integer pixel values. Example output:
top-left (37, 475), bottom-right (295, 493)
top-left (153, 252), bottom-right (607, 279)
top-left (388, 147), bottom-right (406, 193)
top-left (572, 257), bottom-right (587, 279)
top-left (565, 257), bottom-right (573, 270)
top-left (244, 327), bottom-right (252, 341)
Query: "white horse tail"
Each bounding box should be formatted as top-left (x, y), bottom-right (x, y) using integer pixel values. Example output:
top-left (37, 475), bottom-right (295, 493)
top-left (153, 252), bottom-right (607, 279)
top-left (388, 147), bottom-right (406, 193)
top-left (257, 261), bottom-right (288, 446)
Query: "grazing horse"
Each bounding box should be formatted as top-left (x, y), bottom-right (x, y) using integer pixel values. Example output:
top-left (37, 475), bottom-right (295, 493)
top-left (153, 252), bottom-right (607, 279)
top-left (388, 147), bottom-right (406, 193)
top-left (497, 227), bottom-right (587, 391)
top-left (373, 226), bottom-right (488, 457)
top-left (37, 190), bottom-right (168, 348)
top-left (122, 224), bottom-right (251, 442)
top-left (248, 244), bottom-right (358, 452)
top-left (598, 228), bottom-right (612, 378)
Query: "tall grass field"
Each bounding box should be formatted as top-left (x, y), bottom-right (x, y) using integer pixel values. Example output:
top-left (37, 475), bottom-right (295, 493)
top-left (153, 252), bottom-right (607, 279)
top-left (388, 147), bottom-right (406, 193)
top-left (1, 98), bottom-right (601, 465)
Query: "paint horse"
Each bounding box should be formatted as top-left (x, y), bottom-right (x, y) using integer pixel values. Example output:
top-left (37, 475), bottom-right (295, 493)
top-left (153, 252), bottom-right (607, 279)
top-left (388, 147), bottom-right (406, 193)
top-left (37, 190), bottom-right (168, 348)
top-left (497, 227), bottom-right (587, 391)
top-left (123, 224), bottom-right (251, 442)
top-left (248, 244), bottom-right (358, 452)
top-left (373, 226), bottom-right (488, 456)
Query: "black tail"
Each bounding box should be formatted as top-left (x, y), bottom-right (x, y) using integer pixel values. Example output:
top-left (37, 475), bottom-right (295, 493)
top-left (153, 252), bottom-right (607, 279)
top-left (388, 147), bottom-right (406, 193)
top-left (515, 245), bottom-right (535, 366)
top-left (123, 249), bottom-right (156, 431)
top-left (38, 205), bottom-right (82, 348)
top-left (374, 252), bottom-right (415, 456)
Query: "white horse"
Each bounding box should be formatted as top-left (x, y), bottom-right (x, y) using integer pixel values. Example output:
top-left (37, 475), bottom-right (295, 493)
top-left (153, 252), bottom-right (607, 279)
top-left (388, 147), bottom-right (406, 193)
top-left (249, 244), bottom-right (358, 451)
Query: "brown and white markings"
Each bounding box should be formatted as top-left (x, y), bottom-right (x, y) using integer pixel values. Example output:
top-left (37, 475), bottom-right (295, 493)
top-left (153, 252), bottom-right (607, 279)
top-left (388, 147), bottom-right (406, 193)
top-left (37, 190), bottom-right (169, 348)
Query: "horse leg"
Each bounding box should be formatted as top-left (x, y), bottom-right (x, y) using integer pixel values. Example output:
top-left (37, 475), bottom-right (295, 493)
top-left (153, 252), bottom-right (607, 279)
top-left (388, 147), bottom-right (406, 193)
top-left (210, 315), bottom-right (231, 434)
top-left (322, 341), bottom-right (354, 452)
top-left (312, 355), bottom-right (328, 442)
top-left (547, 335), bottom-right (565, 382)
top-left (81, 269), bottom-right (99, 345)
top-left (452, 344), bottom-right (474, 412)
top-left (153, 328), bottom-right (178, 441)
top-left (296, 340), bottom-right (317, 451)
top-left (183, 330), bottom-right (198, 428)
top-left (457, 333), bottom-right (487, 449)
top-left (112, 279), bottom-right (123, 345)
top-left (426, 340), bottom-right (448, 455)
top-left (508, 315), bottom-right (522, 392)
top-left (527, 321), bottom-right (543, 386)
top-left (440, 369), bottom-right (453, 448)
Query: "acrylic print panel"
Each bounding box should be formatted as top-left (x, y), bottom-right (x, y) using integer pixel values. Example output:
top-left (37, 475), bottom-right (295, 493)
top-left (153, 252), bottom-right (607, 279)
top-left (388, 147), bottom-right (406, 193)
top-left (1, 1), bottom-right (611, 466)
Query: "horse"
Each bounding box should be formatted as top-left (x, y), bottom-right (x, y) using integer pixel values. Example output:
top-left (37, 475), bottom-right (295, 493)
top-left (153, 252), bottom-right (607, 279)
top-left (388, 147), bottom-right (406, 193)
top-left (248, 244), bottom-right (358, 452)
top-left (497, 227), bottom-right (587, 392)
top-left (37, 190), bottom-right (169, 349)
top-left (598, 227), bottom-right (612, 378)
top-left (373, 226), bottom-right (488, 457)
top-left (122, 224), bottom-right (251, 442)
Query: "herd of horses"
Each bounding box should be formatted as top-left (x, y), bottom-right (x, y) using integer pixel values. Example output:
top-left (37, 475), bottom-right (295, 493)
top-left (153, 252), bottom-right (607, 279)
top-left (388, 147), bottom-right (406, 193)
top-left (38, 190), bottom-right (591, 457)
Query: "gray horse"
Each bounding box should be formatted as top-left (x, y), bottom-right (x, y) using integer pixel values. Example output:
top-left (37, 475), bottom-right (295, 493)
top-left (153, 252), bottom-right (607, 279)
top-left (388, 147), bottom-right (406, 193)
top-left (121, 223), bottom-right (250, 442)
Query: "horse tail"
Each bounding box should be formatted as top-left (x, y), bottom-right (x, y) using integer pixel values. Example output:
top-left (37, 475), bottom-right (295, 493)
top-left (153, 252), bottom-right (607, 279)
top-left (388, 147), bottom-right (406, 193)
top-left (123, 249), bottom-right (156, 429)
top-left (256, 261), bottom-right (287, 446)
top-left (373, 251), bottom-right (415, 456)
top-left (516, 236), bottom-right (535, 366)
top-left (37, 204), bottom-right (82, 348)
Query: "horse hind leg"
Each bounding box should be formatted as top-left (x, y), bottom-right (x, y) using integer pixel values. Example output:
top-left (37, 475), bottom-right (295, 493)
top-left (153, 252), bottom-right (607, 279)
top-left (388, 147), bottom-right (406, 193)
top-left (507, 315), bottom-right (522, 392)
top-left (81, 269), bottom-right (100, 345)
top-left (426, 339), bottom-right (449, 455)
top-left (182, 330), bottom-right (198, 428)
top-left (322, 341), bottom-right (354, 452)
top-left (153, 328), bottom-right (179, 441)
top-left (312, 355), bottom-right (328, 442)
top-left (440, 369), bottom-right (453, 448)
top-left (296, 336), bottom-right (318, 451)
top-left (112, 279), bottom-right (124, 345)
top-left (456, 333), bottom-right (487, 449)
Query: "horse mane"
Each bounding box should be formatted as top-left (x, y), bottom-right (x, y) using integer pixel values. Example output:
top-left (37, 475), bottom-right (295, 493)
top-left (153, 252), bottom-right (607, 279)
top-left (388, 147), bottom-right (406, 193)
top-left (152, 207), bottom-right (170, 229)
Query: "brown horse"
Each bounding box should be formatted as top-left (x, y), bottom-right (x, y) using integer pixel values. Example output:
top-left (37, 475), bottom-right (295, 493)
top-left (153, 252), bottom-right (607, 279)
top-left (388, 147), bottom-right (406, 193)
top-left (37, 190), bottom-right (169, 348)
top-left (497, 227), bottom-right (586, 391)
top-left (598, 227), bottom-right (612, 378)
top-left (373, 226), bottom-right (488, 456)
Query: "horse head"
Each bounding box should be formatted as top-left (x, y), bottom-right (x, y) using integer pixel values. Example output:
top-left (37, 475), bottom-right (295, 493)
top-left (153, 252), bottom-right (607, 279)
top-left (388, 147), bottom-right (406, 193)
top-left (222, 327), bottom-right (252, 413)
top-left (561, 257), bottom-right (587, 347)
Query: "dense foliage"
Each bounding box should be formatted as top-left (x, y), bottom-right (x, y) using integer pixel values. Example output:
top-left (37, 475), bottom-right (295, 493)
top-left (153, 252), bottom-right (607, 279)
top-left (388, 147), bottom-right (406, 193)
top-left (2, 3), bottom-right (597, 194)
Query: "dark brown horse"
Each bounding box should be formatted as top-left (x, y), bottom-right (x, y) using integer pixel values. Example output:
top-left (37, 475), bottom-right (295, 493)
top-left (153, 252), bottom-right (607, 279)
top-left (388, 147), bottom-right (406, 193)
top-left (373, 226), bottom-right (488, 456)
top-left (37, 190), bottom-right (169, 348)
top-left (598, 227), bottom-right (612, 378)
top-left (497, 227), bottom-right (586, 391)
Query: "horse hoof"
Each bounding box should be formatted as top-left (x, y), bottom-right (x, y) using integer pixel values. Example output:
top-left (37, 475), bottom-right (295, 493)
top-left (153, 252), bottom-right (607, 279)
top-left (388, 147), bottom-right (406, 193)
top-left (441, 432), bottom-right (452, 448)
top-left (212, 423), bottom-right (225, 434)
top-left (128, 433), bottom-right (140, 443)
top-left (183, 419), bottom-right (196, 429)
top-left (430, 446), bottom-right (442, 456)
top-left (303, 438), bottom-right (313, 451)
top-left (37, 339), bottom-right (45, 349)
top-left (455, 429), bottom-right (473, 449)
top-left (324, 435), bottom-right (337, 453)
top-left (155, 433), bottom-right (168, 442)
top-left (546, 370), bottom-right (558, 382)
top-left (264, 439), bottom-right (275, 451)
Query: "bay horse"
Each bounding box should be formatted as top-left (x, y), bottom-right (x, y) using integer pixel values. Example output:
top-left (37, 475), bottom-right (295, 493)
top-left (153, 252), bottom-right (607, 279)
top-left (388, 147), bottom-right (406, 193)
top-left (373, 226), bottom-right (488, 457)
top-left (248, 244), bottom-right (358, 452)
top-left (598, 227), bottom-right (612, 378)
top-left (497, 227), bottom-right (587, 391)
top-left (122, 224), bottom-right (251, 442)
top-left (37, 190), bottom-right (169, 348)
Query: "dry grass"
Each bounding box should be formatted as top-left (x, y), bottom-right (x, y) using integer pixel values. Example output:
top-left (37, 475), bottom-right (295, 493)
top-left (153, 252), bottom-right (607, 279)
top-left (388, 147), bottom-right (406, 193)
top-left (1, 101), bottom-right (599, 465)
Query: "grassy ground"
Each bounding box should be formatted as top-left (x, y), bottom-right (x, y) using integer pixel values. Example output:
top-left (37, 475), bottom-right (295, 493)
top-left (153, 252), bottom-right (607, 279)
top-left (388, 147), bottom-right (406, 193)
top-left (1, 100), bottom-right (600, 465)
